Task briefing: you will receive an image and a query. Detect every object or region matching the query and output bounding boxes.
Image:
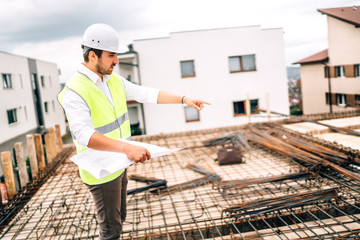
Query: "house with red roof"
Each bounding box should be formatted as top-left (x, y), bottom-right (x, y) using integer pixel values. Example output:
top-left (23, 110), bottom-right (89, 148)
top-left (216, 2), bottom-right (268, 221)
top-left (294, 6), bottom-right (360, 114)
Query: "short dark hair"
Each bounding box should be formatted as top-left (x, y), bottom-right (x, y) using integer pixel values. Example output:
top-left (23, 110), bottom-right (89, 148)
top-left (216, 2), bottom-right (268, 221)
top-left (82, 45), bottom-right (103, 62)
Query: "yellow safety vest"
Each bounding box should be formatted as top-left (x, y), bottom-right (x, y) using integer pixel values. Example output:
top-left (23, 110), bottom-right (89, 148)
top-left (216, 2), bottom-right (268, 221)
top-left (58, 72), bottom-right (131, 185)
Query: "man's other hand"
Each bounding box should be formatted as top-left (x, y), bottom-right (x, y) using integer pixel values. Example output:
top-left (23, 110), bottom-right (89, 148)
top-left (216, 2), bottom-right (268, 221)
top-left (124, 144), bottom-right (151, 163)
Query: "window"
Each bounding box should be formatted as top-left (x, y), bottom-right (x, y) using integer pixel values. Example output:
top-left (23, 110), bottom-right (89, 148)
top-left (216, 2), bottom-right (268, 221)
top-left (24, 106), bottom-right (28, 121)
top-left (44, 102), bottom-right (48, 113)
top-left (180, 60), bottom-right (195, 77)
top-left (52, 100), bottom-right (55, 112)
top-left (335, 66), bottom-right (345, 77)
top-left (20, 74), bottom-right (23, 89)
top-left (184, 106), bottom-right (200, 122)
top-left (355, 95), bottom-right (360, 106)
top-left (49, 76), bottom-right (52, 87)
top-left (250, 99), bottom-right (259, 114)
top-left (355, 64), bottom-right (360, 77)
top-left (336, 94), bottom-right (346, 106)
top-left (41, 76), bottom-right (45, 87)
top-left (233, 101), bottom-right (245, 115)
top-left (233, 99), bottom-right (259, 116)
top-left (31, 74), bottom-right (36, 90)
top-left (229, 54), bottom-right (256, 73)
top-left (2, 73), bottom-right (12, 89)
top-left (7, 108), bottom-right (17, 124)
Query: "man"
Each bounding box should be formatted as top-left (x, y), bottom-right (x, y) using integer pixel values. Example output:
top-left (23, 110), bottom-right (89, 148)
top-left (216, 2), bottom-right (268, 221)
top-left (58, 23), bottom-right (209, 239)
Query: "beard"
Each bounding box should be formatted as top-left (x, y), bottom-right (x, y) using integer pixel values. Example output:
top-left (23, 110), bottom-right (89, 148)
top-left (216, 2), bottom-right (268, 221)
top-left (95, 59), bottom-right (115, 75)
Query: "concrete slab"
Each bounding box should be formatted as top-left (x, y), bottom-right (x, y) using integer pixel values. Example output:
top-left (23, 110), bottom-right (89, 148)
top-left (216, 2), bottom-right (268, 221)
top-left (282, 122), bottom-right (328, 134)
top-left (319, 116), bottom-right (360, 129)
top-left (283, 116), bottom-right (360, 137)
top-left (314, 132), bottom-right (360, 150)
top-left (283, 116), bottom-right (360, 151)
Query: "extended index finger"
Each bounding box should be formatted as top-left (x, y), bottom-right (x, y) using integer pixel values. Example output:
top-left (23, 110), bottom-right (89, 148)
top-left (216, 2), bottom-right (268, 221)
top-left (195, 99), bottom-right (210, 105)
top-left (146, 150), bottom-right (151, 160)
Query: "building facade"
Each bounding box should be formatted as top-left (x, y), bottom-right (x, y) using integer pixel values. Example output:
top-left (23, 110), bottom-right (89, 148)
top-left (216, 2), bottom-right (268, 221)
top-left (0, 51), bottom-right (66, 144)
top-left (295, 6), bottom-right (360, 114)
top-left (117, 26), bottom-right (289, 135)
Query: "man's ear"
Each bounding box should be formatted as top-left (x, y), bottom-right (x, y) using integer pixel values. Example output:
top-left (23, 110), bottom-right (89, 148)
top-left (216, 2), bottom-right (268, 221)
top-left (88, 51), bottom-right (98, 63)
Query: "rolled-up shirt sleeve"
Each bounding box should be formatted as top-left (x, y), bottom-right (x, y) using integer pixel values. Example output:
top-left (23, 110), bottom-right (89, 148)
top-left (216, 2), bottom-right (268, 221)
top-left (62, 89), bottom-right (96, 147)
top-left (121, 77), bottom-right (160, 103)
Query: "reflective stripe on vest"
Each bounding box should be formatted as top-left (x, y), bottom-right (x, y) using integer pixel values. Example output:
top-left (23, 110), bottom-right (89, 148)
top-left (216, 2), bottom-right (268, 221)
top-left (95, 113), bottom-right (129, 135)
top-left (57, 72), bottom-right (131, 185)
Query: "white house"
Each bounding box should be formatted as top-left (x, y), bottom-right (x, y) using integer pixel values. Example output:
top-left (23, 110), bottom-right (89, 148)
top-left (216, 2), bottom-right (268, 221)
top-left (0, 51), bottom-right (66, 144)
top-left (117, 26), bottom-right (289, 135)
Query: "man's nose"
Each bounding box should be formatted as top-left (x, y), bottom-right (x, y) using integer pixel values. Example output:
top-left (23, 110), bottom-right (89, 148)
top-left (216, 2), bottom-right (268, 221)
top-left (113, 56), bottom-right (119, 64)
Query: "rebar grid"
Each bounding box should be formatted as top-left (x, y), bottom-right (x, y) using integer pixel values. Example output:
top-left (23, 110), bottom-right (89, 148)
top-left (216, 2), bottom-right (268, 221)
top-left (1, 127), bottom-right (360, 239)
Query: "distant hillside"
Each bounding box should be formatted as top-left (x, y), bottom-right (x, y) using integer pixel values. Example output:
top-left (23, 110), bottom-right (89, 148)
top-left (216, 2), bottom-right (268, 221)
top-left (287, 66), bottom-right (300, 80)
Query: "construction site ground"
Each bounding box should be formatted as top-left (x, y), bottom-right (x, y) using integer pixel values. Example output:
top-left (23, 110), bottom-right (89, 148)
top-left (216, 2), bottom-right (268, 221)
top-left (1, 112), bottom-right (360, 239)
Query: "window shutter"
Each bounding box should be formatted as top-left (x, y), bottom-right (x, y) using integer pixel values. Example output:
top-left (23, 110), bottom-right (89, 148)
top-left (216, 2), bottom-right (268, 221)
top-left (344, 94), bottom-right (347, 104)
top-left (329, 66), bottom-right (336, 78)
top-left (324, 66), bottom-right (328, 78)
top-left (331, 93), bottom-right (337, 105)
top-left (325, 93), bottom-right (329, 105)
top-left (347, 94), bottom-right (355, 106)
top-left (344, 65), bottom-right (355, 78)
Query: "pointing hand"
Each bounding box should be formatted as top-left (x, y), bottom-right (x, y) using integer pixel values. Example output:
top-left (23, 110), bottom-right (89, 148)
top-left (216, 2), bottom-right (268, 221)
top-left (184, 97), bottom-right (211, 111)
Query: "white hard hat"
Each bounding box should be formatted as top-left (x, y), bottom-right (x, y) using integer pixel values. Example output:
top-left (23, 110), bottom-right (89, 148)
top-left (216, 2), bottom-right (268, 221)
top-left (81, 23), bottom-right (120, 53)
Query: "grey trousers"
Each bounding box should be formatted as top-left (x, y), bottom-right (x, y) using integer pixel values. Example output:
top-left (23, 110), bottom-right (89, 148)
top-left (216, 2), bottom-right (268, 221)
top-left (87, 170), bottom-right (128, 240)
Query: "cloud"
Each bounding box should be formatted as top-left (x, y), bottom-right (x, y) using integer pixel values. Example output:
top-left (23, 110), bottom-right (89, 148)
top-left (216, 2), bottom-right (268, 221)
top-left (1, 0), bottom-right (359, 81)
top-left (11, 36), bottom-right (83, 83)
top-left (0, 0), bottom-right (154, 49)
top-left (1, 0), bottom-right (356, 49)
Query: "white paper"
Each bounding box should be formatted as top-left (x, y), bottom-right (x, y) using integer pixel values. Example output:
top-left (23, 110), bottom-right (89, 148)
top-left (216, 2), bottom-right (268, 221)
top-left (70, 139), bottom-right (182, 179)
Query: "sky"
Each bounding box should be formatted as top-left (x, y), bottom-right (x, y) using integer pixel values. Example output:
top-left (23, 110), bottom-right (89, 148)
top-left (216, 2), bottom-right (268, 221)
top-left (0, 0), bottom-right (359, 83)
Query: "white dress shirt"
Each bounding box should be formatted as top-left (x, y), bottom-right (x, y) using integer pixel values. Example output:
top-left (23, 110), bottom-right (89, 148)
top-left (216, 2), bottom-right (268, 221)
top-left (62, 64), bottom-right (159, 147)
